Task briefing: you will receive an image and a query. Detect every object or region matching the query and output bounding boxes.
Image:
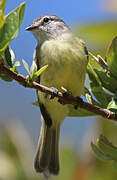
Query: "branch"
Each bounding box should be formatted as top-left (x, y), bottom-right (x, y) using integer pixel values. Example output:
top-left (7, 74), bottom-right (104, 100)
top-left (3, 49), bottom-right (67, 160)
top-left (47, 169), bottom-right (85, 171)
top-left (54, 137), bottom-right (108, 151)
top-left (0, 63), bottom-right (117, 121)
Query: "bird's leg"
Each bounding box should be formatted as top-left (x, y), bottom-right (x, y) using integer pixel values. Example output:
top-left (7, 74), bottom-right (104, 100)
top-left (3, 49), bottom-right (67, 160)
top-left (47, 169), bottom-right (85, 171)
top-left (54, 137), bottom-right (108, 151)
top-left (49, 87), bottom-right (59, 99)
top-left (60, 87), bottom-right (83, 109)
top-left (61, 86), bottom-right (72, 97)
top-left (58, 87), bottom-right (73, 105)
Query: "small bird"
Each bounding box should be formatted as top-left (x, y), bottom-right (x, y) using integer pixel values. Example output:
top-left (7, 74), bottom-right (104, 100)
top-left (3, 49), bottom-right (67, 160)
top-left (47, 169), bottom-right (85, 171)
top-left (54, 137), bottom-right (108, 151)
top-left (26, 15), bottom-right (88, 178)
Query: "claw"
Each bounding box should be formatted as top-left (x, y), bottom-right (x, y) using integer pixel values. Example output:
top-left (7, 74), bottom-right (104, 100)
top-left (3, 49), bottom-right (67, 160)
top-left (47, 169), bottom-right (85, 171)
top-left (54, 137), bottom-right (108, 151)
top-left (49, 87), bottom-right (59, 99)
top-left (61, 86), bottom-right (72, 97)
top-left (58, 87), bottom-right (72, 105)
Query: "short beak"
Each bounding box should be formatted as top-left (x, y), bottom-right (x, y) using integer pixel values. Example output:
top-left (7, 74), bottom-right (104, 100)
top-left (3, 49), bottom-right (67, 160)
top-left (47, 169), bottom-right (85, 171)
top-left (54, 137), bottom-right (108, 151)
top-left (25, 24), bottom-right (38, 31)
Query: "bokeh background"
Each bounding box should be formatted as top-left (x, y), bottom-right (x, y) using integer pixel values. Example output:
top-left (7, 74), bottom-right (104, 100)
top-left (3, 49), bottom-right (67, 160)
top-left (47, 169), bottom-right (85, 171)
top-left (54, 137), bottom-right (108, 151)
top-left (0, 0), bottom-right (117, 179)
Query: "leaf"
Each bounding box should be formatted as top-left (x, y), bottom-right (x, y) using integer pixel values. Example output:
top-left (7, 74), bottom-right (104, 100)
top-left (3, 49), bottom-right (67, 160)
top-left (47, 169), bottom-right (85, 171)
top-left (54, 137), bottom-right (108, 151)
top-left (0, 53), bottom-right (4, 64)
top-left (10, 61), bottom-right (20, 72)
top-left (87, 63), bottom-right (101, 88)
top-left (87, 54), bottom-right (114, 107)
top-left (97, 135), bottom-right (117, 161)
top-left (68, 104), bottom-right (95, 117)
top-left (33, 65), bottom-right (48, 79)
top-left (4, 46), bottom-right (15, 67)
top-left (14, 61), bottom-right (20, 67)
top-left (0, 0), bottom-right (7, 12)
top-left (30, 61), bottom-right (37, 77)
top-left (91, 87), bottom-right (109, 108)
top-left (0, 10), bottom-right (5, 28)
top-left (0, 2), bottom-right (25, 52)
top-left (87, 54), bottom-right (102, 87)
top-left (22, 59), bottom-right (30, 74)
top-left (106, 36), bottom-right (117, 79)
top-left (0, 74), bottom-right (13, 82)
top-left (91, 142), bottom-right (113, 161)
top-left (85, 93), bottom-right (92, 103)
top-left (107, 98), bottom-right (117, 112)
top-left (98, 135), bottom-right (117, 149)
top-left (95, 69), bottom-right (117, 94)
top-left (0, 0), bottom-right (6, 27)
top-left (32, 101), bottom-right (39, 107)
top-left (0, 46), bottom-right (15, 82)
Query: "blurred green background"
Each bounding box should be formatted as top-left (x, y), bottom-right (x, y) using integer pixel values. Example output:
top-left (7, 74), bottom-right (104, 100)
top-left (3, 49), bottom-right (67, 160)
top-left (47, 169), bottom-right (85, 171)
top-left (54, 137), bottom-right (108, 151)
top-left (1, 0), bottom-right (117, 179)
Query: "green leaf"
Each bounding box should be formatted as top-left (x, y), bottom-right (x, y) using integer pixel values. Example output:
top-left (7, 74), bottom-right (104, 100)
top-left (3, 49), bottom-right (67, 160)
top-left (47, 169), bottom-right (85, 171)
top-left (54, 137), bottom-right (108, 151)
top-left (4, 46), bottom-right (15, 67)
top-left (87, 54), bottom-right (102, 88)
top-left (33, 65), bottom-right (48, 79)
top-left (0, 2), bottom-right (25, 52)
top-left (14, 61), bottom-right (20, 67)
top-left (87, 54), bottom-right (114, 107)
top-left (0, 0), bottom-right (7, 12)
top-left (0, 46), bottom-right (15, 82)
top-left (98, 135), bottom-right (117, 149)
top-left (106, 37), bottom-right (117, 79)
top-left (85, 93), bottom-right (92, 103)
top-left (0, 0), bottom-right (6, 27)
top-left (0, 53), bottom-right (4, 64)
top-left (87, 63), bottom-right (101, 88)
top-left (91, 142), bottom-right (113, 161)
top-left (91, 87), bottom-right (109, 108)
top-left (22, 59), bottom-right (30, 74)
top-left (32, 101), bottom-right (39, 107)
top-left (97, 135), bottom-right (117, 161)
top-left (0, 10), bottom-right (5, 28)
top-left (95, 69), bottom-right (117, 94)
top-left (68, 104), bottom-right (95, 117)
top-left (0, 74), bottom-right (13, 82)
top-left (30, 61), bottom-right (37, 77)
top-left (10, 61), bottom-right (20, 72)
top-left (107, 98), bottom-right (117, 112)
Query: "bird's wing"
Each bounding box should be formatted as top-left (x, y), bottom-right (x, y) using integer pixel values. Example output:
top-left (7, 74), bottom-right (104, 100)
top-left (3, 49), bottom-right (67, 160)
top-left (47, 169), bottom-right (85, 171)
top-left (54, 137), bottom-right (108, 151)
top-left (33, 45), bottom-right (40, 83)
top-left (33, 45), bottom-right (52, 127)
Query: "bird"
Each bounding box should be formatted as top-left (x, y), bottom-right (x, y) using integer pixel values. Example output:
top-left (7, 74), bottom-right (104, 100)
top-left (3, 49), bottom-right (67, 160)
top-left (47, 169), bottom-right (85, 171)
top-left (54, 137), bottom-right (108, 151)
top-left (26, 14), bottom-right (88, 178)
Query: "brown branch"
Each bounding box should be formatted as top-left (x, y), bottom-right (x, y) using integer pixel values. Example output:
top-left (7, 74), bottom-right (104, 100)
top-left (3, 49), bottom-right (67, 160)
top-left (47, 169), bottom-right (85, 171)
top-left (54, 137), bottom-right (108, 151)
top-left (0, 63), bottom-right (117, 121)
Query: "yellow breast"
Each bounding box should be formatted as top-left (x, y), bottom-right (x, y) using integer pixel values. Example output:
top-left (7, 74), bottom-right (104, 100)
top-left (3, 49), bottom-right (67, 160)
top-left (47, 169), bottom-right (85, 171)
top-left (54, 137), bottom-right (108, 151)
top-left (39, 34), bottom-right (88, 97)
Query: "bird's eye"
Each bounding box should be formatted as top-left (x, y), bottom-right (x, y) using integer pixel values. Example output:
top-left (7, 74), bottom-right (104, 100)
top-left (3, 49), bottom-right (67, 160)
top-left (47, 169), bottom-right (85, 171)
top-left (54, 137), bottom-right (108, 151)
top-left (43, 17), bottom-right (49, 23)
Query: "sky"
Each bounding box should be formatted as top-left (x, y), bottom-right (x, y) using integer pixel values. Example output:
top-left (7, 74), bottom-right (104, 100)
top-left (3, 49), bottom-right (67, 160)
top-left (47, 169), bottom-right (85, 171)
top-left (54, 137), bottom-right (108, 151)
top-left (0, 0), bottom-right (117, 148)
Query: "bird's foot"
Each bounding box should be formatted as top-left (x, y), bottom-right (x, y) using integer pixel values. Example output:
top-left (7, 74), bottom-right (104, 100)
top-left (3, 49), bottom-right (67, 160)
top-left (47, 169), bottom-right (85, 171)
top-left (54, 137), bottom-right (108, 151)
top-left (49, 87), bottom-right (59, 99)
top-left (58, 87), bottom-right (72, 105)
top-left (61, 86), bottom-right (72, 97)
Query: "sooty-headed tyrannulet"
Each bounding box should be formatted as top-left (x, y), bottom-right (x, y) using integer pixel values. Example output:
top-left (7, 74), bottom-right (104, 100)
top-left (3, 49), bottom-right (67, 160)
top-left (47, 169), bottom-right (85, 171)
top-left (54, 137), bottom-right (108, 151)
top-left (26, 14), bottom-right (88, 178)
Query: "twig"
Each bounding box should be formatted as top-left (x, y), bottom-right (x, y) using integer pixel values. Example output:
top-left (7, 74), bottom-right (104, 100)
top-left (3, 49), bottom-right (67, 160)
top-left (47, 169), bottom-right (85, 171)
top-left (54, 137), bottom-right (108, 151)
top-left (0, 63), bottom-right (117, 121)
top-left (89, 51), bottom-right (110, 74)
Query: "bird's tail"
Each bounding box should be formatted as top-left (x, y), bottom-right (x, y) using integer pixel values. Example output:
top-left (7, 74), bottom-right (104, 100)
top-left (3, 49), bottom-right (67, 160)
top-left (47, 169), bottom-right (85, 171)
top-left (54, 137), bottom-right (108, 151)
top-left (34, 121), bottom-right (60, 177)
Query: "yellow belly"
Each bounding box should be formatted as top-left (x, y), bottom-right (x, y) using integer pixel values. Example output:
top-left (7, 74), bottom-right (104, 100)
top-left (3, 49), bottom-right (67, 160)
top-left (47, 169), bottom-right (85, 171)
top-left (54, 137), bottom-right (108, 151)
top-left (38, 36), bottom-right (88, 126)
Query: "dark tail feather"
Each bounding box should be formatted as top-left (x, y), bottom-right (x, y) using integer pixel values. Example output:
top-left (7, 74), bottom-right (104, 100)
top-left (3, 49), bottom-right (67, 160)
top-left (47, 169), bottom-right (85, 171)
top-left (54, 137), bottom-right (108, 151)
top-left (48, 125), bottom-right (60, 175)
top-left (34, 121), bottom-right (60, 176)
top-left (34, 122), bottom-right (52, 172)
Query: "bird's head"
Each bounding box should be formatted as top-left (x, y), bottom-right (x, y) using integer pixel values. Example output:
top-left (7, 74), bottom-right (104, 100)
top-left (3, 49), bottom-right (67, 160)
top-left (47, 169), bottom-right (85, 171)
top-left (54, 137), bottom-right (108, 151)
top-left (26, 15), bottom-right (70, 43)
